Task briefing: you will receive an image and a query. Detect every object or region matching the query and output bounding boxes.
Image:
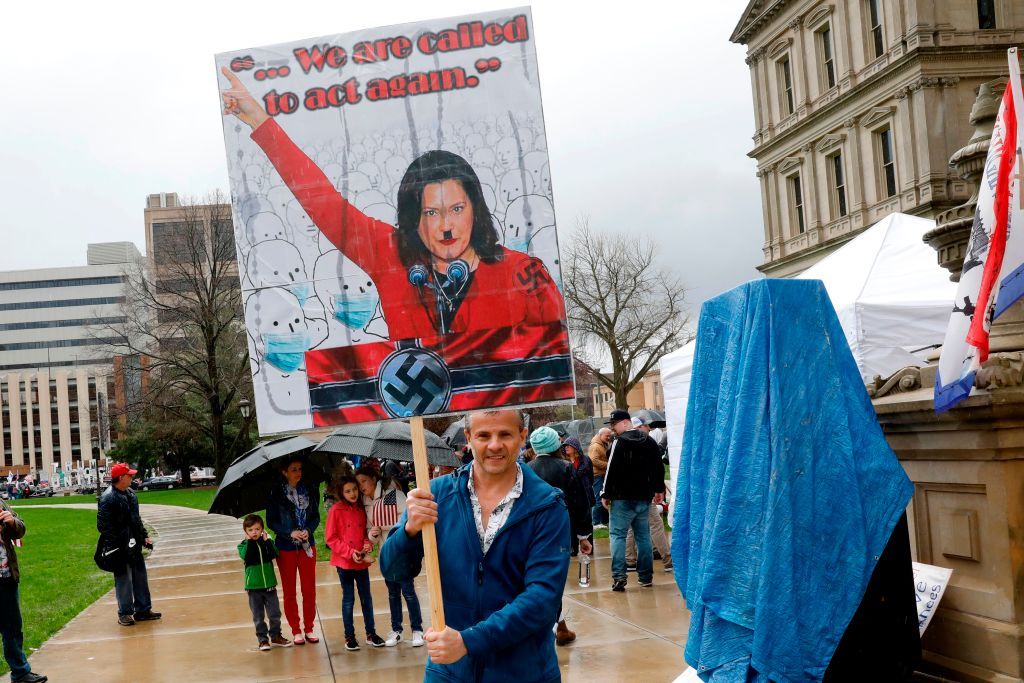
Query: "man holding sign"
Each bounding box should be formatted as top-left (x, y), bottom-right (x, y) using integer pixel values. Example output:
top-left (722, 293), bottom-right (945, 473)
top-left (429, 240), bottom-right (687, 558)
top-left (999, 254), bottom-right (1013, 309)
top-left (381, 409), bottom-right (569, 681)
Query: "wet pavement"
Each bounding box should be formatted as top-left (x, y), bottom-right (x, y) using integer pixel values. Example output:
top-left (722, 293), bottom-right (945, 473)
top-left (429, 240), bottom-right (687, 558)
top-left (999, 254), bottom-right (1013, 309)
top-left (28, 504), bottom-right (691, 682)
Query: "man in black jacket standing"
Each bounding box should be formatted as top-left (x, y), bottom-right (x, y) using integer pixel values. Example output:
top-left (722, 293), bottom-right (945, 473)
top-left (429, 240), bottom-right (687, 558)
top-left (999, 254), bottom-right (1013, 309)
top-left (97, 463), bottom-right (162, 626)
top-left (600, 410), bottom-right (665, 592)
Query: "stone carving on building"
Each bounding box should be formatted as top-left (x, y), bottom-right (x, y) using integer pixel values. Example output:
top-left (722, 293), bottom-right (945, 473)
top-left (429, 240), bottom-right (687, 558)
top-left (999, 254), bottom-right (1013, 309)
top-left (925, 78), bottom-right (1007, 281)
top-left (865, 367), bottom-right (922, 398)
top-left (975, 352), bottom-right (1024, 389)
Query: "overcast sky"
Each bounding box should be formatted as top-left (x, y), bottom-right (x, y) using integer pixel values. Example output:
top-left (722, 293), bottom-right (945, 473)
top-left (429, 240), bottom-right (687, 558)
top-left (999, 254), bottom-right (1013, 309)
top-left (0, 0), bottom-right (761, 314)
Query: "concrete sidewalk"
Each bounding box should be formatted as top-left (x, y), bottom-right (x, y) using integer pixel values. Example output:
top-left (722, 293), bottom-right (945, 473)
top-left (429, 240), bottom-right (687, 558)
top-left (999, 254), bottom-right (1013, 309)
top-left (27, 505), bottom-right (690, 682)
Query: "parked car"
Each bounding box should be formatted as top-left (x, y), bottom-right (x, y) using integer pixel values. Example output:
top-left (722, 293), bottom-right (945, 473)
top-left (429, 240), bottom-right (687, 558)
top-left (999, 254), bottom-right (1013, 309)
top-left (28, 484), bottom-right (54, 498)
top-left (140, 475), bottom-right (178, 491)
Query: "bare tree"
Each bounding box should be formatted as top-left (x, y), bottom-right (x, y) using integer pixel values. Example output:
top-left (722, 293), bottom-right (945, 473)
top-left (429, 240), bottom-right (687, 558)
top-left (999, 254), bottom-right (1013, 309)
top-left (563, 218), bottom-right (690, 409)
top-left (95, 191), bottom-right (254, 480)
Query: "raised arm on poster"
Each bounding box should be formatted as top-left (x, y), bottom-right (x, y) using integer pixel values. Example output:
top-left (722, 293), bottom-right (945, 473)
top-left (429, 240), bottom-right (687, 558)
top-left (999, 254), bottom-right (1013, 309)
top-left (216, 8), bottom-right (574, 435)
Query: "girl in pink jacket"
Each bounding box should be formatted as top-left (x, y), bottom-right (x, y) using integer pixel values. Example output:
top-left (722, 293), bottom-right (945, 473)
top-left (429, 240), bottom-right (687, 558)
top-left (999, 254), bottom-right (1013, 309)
top-left (325, 476), bottom-right (385, 651)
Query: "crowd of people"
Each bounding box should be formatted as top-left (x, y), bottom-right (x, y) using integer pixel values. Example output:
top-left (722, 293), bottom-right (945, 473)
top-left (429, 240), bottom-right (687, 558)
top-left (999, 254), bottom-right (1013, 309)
top-left (0, 407), bottom-right (668, 682)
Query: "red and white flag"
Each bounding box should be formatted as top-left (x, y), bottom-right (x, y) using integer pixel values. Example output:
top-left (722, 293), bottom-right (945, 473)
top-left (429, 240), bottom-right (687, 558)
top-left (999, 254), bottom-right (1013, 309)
top-left (936, 48), bottom-right (1024, 412)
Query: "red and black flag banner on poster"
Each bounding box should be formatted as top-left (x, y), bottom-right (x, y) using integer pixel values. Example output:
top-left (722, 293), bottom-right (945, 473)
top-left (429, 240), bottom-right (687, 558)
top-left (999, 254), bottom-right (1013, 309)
top-left (215, 8), bottom-right (574, 436)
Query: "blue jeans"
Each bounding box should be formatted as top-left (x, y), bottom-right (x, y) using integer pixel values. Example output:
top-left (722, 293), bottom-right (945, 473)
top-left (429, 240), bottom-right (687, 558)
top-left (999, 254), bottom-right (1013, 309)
top-left (592, 476), bottom-right (608, 526)
top-left (114, 552), bottom-right (152, 617)
top-left (609, 500), bottom-right (653, 583)
top-left (0, 582), bottom-right (31, 679)
top-left (338, 568), bottom-right (375, 639)
top-left (385, 577), bottom-right (423, 633)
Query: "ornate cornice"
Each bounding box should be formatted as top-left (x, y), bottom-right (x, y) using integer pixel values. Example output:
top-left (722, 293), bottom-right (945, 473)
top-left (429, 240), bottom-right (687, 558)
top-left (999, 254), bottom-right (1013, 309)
top-left (861, 106), bottom-right (896, 129)
top-left (731, 0), bottom-right (793, 45)
top-left (778, 156), bottom-right (803, 174)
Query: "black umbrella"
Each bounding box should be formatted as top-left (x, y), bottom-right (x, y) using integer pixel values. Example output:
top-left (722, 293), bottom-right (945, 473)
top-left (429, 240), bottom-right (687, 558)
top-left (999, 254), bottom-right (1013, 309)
top-left (312, 422), bottom-right (461, 468)
top-left (442, 419), bottom-right (467, 448)
top-left (208, 436), bottom-right (324, 517)
top-left (633, 409), bottom-right (667, 429)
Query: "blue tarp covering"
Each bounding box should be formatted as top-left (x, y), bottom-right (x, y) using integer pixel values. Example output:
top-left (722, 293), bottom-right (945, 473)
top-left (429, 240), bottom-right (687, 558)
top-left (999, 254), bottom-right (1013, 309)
top-left (672, 279), bottom-right (914, 683)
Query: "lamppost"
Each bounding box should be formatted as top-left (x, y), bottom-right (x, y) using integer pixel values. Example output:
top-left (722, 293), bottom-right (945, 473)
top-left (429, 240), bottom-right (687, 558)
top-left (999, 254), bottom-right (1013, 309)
top-left (239, 399), bottom-right (251, 420)
top-left (91, 435), bottom-right (101, 503)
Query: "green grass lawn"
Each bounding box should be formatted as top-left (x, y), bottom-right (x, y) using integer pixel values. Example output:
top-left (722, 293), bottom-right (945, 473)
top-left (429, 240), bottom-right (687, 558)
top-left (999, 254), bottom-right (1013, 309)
top-left (1, 508), bottom-right (112, 676)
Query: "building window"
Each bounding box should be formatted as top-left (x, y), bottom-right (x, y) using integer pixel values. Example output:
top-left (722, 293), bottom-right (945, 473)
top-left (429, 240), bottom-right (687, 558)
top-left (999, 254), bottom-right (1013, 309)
top-left (778, 57), bottom-right (795, 115)
top-left (788, 174), bottom-right (806, 234)
top-left (818, 25), bottom-right (836, 89)
top-left (829, 153), bottom-right (848, 218)
top-left (867, 0), bottom-right (885, 58)
top-left (978, 0), bottom-right (996, 29)
top-left (877, 128), bottom-right (897, 198)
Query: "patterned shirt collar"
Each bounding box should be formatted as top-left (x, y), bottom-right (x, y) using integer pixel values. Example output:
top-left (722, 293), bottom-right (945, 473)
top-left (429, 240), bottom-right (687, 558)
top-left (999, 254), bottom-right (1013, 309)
top-left (467, 463), bottom-right (524, 555)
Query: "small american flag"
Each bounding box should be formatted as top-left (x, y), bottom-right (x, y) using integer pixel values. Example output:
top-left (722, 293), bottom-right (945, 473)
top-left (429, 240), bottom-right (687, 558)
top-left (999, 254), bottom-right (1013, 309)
top-left (372, 489), bottom-right (400, 528)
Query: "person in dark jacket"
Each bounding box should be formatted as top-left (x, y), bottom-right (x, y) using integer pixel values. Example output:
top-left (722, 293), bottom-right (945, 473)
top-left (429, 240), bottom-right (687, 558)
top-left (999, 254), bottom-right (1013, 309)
top-left (600, 410), bottom-right (666, 592)
top-left (266, 456), bottom-right (321, 645)
top-left (527, 427), bottom-right (592, 647)
top-left (0, 499), bottom-right (46, 682)
top-left (381, 409), bottom-right (569, 683)
top-left (97, 463), bottom-right (162, 626)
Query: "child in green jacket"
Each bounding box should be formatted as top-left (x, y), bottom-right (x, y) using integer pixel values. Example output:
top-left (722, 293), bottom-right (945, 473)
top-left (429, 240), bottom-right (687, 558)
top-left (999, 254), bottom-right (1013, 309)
top-left (239, 514), bottom-right (292, 651)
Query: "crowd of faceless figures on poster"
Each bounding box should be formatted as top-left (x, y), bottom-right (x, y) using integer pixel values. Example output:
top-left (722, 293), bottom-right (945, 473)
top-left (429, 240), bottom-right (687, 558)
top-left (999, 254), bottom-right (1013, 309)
top-left (226, 111), bottom-right (560, 418)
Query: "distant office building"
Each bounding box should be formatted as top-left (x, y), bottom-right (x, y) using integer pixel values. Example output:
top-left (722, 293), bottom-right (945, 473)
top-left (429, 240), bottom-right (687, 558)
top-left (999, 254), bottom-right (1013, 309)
top-left (0, 242), bottom-right (142, 479)
top-left (0, 368), bottom-right (114, 483)
top-left (732, 1), bottom-right (1024, 276)
top-left (0, 242), bottom-right (141, 373)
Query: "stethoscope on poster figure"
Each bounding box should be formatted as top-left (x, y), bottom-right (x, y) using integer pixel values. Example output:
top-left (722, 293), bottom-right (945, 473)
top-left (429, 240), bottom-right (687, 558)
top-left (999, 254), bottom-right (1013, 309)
top-left (408, 257), bottom-right (471, 335)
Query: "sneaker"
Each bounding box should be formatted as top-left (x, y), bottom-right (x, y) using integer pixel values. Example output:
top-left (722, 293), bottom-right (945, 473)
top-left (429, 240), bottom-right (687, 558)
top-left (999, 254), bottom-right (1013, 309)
top-left (638, 579), bottom-right (654, 587)
top-left (345, 636), bottom-right (360, 651)
top-left (410, 631), bottom-right (425, 647)
top-left (663, 561), bottom-right (674, 573)
top-left (134, 610), bottom-right (162, 621)
top-left (625, 564), bottom-right (637, 572)
top-left (270, 634), bottom-right (292, 648)
top-left (366, 632), bottom-right (386, 648)
top-left (653, 550), bottom-right (662, 560)
top-left (384, 630), bottom-right (402, 647)
top-left (118, 614), bottom-right (135, 627)
top-left (12, 673), bottom-right (47, 683)
top-left (611, 579), bottom-right (626, 592)
top-left (293, 633), bottom-right (305, 645)
top-left (304, 632), bottom-right (319, 644)
top-left (258, 640), bottom-right (271, 652)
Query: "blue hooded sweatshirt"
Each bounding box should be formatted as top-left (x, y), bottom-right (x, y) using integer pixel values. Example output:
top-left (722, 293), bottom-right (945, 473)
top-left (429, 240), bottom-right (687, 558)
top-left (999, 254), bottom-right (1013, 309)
top-left (381, 463), bottom-right (569, 683)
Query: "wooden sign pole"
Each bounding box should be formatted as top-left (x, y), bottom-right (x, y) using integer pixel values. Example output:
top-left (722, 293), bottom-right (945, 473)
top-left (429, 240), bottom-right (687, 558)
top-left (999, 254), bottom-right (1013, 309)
top-left (410, 415), bottom-right (446, 630)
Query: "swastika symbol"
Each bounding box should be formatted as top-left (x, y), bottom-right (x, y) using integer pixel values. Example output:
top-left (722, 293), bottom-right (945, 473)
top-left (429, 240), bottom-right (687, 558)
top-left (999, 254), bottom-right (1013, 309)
top-left (378, 348), bottom-right (451, 417)
top-left (516, 260), bottom-right (550, 293)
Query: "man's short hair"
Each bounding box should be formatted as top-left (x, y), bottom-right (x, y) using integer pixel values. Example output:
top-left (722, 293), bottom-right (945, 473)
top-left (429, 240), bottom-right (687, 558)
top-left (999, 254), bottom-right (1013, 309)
top-left (242, 514), bottom-right (264, 530)
top-left (464, 409), bottom-right (526, 432)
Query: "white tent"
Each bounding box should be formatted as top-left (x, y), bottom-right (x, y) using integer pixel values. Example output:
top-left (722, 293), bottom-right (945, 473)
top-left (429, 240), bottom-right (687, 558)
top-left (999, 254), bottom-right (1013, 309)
top-left (661, 213), bottom-right (957, 520)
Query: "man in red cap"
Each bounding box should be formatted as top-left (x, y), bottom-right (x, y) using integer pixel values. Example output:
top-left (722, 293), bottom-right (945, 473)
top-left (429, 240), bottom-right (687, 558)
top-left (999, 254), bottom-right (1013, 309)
top-left (97, 463), bottom-right (162, 626)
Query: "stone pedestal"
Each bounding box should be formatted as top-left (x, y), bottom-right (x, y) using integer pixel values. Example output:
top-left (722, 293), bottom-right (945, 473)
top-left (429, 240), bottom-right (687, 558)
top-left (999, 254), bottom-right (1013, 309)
top-left (875, 380), bottom-right (1024, 683)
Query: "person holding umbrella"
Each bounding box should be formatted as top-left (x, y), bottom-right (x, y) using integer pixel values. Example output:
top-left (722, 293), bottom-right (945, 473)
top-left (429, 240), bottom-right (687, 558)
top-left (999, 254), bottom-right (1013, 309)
top-left (266, 455), bottom-right (321, 644)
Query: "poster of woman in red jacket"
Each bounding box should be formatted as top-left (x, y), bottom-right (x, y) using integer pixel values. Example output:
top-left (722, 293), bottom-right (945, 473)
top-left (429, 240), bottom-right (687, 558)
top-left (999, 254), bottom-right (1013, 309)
top-left (216, 8), bottom-right (574, 433)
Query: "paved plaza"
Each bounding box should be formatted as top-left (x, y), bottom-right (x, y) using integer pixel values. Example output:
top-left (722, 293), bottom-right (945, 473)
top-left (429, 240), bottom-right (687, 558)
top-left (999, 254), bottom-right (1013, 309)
top-left (27, 505), bottom-right (691, 682)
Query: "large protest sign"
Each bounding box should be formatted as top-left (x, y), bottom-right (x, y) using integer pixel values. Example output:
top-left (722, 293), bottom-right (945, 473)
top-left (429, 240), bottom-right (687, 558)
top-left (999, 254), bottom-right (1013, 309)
top-left (216, 8), bottom-right (574, 435)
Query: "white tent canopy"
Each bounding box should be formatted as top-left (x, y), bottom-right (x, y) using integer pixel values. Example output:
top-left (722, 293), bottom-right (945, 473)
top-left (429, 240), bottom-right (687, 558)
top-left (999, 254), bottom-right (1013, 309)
top-left (661, 213), bottom-right (956, 520)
